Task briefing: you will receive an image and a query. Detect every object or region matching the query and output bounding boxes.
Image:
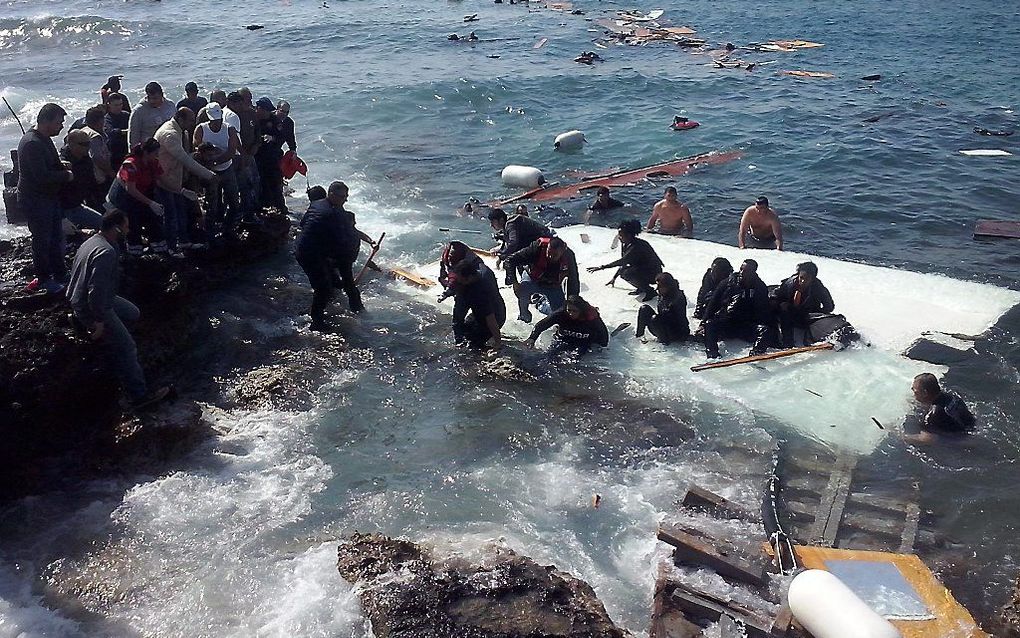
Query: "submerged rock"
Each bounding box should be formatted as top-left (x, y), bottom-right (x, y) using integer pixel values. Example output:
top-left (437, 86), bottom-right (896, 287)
top-left (337, 532), bottom-right (631, 637)
top-left (1001, 575), bottom-right (1020, 636)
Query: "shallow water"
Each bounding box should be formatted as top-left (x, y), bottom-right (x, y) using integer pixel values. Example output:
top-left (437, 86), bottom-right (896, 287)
top-left (2, 0), bottom-right (1020, 635)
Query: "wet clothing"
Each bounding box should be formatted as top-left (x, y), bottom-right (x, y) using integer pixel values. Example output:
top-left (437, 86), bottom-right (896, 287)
top-left (636, 289), bottom-right (689, 344)
top-left (922, 392), bottom-right (976, 435)
top-left (446, 257), bottom-right (506, 347)
top-left (255, 115), bottom-right (287, 211)
top-left (529, 307), bottom-right (609, 355)
top-left (693, 268), bottom-right (728, 320)
top-left (280, 115), bottom-right (297, 151)
top-left (743, 227), bottom-right (777, 249)
top-left (602, 237), bottom-right (663, 296)
top-left (103, 110), bottom-right (131, 168)
top-left (772, 274), bottom-right (835, 346)
top-left (505, 238), bottom-right (580, 321)
top-left (177, 96), bottom-right (208, 114)
top-left (296, 199), bottom-right (364, 321)
top-left (588, 195), bottom-right (624, 214)
top-left (127, 99), bottom-right (175, 147)
top-left (58, 146), bottom-right (104, 211)
top-left (18, 128), bottom-right (72, 281)
top-left (67, 234), bottom-right (148, 400)
top-left (702, 273), bottom-right (773, 357)
top-left (496, 215), bottom-right (553, 259)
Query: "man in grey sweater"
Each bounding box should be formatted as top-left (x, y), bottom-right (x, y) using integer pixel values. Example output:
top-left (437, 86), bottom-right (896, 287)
top-left (17, 103), bottom-right (75, 294)
top-left (67, 209), bottom-right (169, 409)
top-left (128, 81), bottom-right (175, 147)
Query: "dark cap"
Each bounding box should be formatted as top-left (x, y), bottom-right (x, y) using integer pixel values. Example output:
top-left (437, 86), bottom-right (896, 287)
top-left (255, 96), bottom-right (274, 111)
top-left (755, 196), bottom-right (769, 206)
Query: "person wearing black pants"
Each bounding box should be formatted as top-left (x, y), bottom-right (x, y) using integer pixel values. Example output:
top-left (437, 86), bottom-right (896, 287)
top-left (295, 182), bottom-right (376, 331)
top-left (587, 219), bottom-right (663, 302)
top-left (636, 272), bottom-right (690, 344)
top-left (699, 259), bottom-right (774, 359)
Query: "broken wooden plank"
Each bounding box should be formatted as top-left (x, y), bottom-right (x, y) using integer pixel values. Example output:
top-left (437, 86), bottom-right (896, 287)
top-left (808, 455), bottom-right (856, 546)
top-left (839, 511), bottom-right (905, 539)
top-left (669, 584), bottom-right (772, 638)
top-left (974, 220), bottom-right (1020, 239)
top-left (846, 492), bottom-right (911, 513)
top-left (650, 564), bottom-right (705, 638)
top-left (680, 485), bottom-right (757, 520)
top-left (658, 522), bottom-right (766, 586)
top-left (770, 602), bottom-right (793, 637)
top-left (899, 502), bottom-right (921, 553)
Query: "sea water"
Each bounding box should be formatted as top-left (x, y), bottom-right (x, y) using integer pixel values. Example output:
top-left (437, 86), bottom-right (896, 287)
top-left (1, 0), bottom-right (1019, 635)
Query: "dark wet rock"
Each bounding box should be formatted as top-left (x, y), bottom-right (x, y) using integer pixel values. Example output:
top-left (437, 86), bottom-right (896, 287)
top-left (904, 338), bottom-right (978, 366)
top-left (1000, 576), bottom-right (1020, 636)
top-left (337, 532), bottom-right (631, 638)
top-left (0, 212), bottom-right (290, 500)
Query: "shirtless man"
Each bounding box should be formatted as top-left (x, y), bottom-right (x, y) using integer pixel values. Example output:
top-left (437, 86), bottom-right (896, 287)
top-left (646, 186), bottom-right (693, 237)
top-left (738, 196), bottom-right (783, 250)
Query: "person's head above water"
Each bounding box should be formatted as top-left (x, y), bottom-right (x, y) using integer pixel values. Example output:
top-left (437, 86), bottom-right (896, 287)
top-left (796, 261), bottom-right (818, 286)
top-left (912, 373), bottom-right (942, 404)
top-left (306, 185), bottom-right (327, 202)
top-left (618, 219), bottom-right (642, 241)
top-left (515, 203), bottom-right (529, 217)
top-left (664, 186), bottom-right (678, 202)
top-left (596, 186), bottom-right (611, 201)
top-left (487, 207), bottom-right (508, 230)
top-left (755, 195), bottom-right (769, 209)
top-left (710, 257), bottom-right (734, 282)
top-left (327, 181), bottom-right (349, 207)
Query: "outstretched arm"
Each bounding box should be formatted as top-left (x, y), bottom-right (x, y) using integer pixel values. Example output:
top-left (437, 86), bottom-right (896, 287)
top-left (773, 216), bottom-right (784, 251)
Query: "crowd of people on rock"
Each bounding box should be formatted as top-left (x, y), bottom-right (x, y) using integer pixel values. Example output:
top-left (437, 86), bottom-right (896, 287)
top-left (14, 77), bottom-right (300, 407)
top-left (16, 77), bottom-right (300, 294)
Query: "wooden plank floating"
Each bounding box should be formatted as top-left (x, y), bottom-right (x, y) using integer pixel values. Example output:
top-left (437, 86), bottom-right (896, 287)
top-left (691, 343), bottom-right (833, 372)
top-left (807, 454), bottom-right (856, 546)
top-left (680, 485), bottom-right (757, 521)
top-left (899, 501), bottom-right (921, 554)
top-left (974, 219), bottom-right (1020, 239)
top-left (658, 523), bottom-right (766, 587)
top-left (669, 583), bottom-right (773, 638)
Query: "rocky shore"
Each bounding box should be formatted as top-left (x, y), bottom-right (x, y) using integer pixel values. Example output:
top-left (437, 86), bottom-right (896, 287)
top-left (0, 212), bottom-right (290, 501)
top-left (337, 532), bottom-right (630, 638)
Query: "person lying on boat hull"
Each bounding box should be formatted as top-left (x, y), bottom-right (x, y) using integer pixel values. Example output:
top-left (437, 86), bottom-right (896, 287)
top-left (700, 259), bottom-right (775, 359)
top-left (505, 237), bottom-right (580, 323)
top-left (771, 261), bottom-right (835, 347)
top-left (524, 295), bottom-right (609, 357)
top-left (904, 373), bottom-right (976, 445)
top-left (587, 220), bottom-right (664, 302)
top-left (439, 241), bottom-right (505, 349)
top-left (635, 272), bottom-right (690, 344)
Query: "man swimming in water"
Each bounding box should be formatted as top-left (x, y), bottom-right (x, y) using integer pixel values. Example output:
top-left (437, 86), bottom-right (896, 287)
top-left (524, 294), bottom-right (609, 356)
top-left (584, 185), bottom-right (625, 223)
top-left (904, 373), bottom-right (976, 444)
top-left (646, 186), bottom-right (693, 237)
top-left (738, 196), bottom-right (783, 250)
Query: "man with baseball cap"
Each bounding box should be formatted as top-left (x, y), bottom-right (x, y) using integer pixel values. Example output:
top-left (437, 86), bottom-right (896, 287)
top-left (193, 103), bottom-right (242, 239)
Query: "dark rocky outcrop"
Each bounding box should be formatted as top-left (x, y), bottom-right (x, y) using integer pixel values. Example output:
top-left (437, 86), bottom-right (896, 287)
top-left (337, 532), bottom-right (631, 638)
top-left (999, 576), bottom-right (1020, 636)
top-left (0, 212), bottom-right (290, 500)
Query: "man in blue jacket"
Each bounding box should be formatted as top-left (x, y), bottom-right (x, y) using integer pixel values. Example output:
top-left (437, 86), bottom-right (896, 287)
top-left (295, 181), bottom-right (377, 331)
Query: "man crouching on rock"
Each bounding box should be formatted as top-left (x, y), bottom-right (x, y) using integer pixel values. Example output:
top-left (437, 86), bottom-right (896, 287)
top-left (66, 210), bottom-right (171, 410)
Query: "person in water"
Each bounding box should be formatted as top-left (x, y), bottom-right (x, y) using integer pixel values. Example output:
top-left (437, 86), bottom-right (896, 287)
top-left (295, 180), bottom-right (377, 330)
top-left (904, 373), bottom-right (976, 444)
top-left (738, 196), bottom-right (783, 250)
top-left (587, 219), bottom-right (664, 302)
top-left (771, 261), bottom-right (835, 347)
top-left (438, 241), bottom-right (505, 349)
top-left (693, 257), bottom-right (733, 321)
top-left (584, 185), bottom-right (624, 222)
top-left (700, 259), bottom-right (773, 359)
top-left (524, 294), bottom-right (609, 356)
top-left (505, 236), bottom-right (580, 323)
top-left (488, 207), bottom-right (553, 269)
top-left (646, 186), bottom-right (693, 237)
top-left (635, 272), bottom-right (690, 344)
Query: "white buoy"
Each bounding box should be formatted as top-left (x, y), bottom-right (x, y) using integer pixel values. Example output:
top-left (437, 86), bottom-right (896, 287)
top-left (553, 129), bottom-right (587, 151)
top-left (501, 165), bottom-right (545, 189)
top-left (788, 570), bottom-right (902, 638)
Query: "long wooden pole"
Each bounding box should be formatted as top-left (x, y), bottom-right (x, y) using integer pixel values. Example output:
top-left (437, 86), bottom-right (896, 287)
top-left (354, 232), bottom-right (385, 283)
top-left (691, 342), bottom-right (833, 372)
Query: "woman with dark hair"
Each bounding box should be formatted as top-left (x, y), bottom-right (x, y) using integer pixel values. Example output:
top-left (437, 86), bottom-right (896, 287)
top-left (106, 138), bottom-right (167, 256)
top-left (524, 294), bottom-right (609, 356)
top-left (693, 257), bottom-right (734, 320)
top-left (636, 272), bottom-right (690, 344)
top-left (586, 219), bottom-right (664, 302)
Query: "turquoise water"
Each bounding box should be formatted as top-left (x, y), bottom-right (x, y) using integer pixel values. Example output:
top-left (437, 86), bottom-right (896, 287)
top-left (2, 1), bottom-right (1020, 636)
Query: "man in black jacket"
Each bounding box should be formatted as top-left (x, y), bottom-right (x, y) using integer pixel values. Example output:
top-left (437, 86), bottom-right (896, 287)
top-left (488, 207), bottom-right (552, 265)
top-left (18, 103), bottom-right (75, 294)
top-left (438, 241), bottom-right (505, 348)
top-left (636, 272), bottom-right (689, 344)
top-left (505, 237), bottom-right (580, 323)
top-left (700, 259), bottom-right (774, 358)
top-left (693, 257), bottom-right (733, 321)
top-left (295, 181), bottom-right (377, 330)
top-left (524, 294), bottom-right (609, 356)
top-left (587, 219), bottom-right (664, 302)
top-left (771, 261), bottom-right (835, 347)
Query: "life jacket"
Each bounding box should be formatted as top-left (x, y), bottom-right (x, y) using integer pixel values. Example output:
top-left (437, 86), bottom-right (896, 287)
top-left (528, 237), bottom-right (564, 283)
top-left (280, 150), bottom-right (307, 179)
top-left (671, 119), bottom-right (700, 130)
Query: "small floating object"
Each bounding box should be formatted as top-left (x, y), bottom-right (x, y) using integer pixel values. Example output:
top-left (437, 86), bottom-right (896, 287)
top-left (861, 73), bottom-right (882, 81)
top-left (501, 165), bottom-right (545, 189)
top-left (762, 39), bottom-right (824, 51)
top-left (974, 220), bottom-right (1020, 239)
top-left (533, 37), bottom-right (548, 49)
top-left (574, 51), bottom-right (603, 64)
top-left (959, 149), bottom-right (1012, 156)
top-left (245, 24), bottom-right (264, 30)
top-left (670, 116), bottom-right (700, 130)
top-left (464, 13), bottom-right (479, 21)
top-left (592, 493), bottom-right (601, 508)
top-left (782, 70), bottom-right (835, 79)
top-left (974, 127), bottom-right (1014, 137)
top-left (554, 129), bottom-right (586, 150)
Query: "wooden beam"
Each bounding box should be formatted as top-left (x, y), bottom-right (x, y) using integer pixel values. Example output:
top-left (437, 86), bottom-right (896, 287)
top-left (899, 502), bottom-right (921, 553)
top-left (658, 523), bottom-right (766, 587)
top-left (669, 584), bottom-right (772, 638)
top-left (808, 455), bottom-right (856, 546)
top-left (770, 603), bottom-right (793, 637)
top-left (691, 343), bottom-right (833, 372)
top-left (680, 486), bottom-right (757, 521)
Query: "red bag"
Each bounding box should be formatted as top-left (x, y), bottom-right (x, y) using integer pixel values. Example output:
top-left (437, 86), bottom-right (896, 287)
top-left (280, 150), bottom-right (307, 179)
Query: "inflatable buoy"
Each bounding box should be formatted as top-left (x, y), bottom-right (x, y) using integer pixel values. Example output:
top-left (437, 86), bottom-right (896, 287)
top-left (554, 130), bottom-right (586, 151)
top-left (671, 117), bottom-right (700, 131)
top-left (501, 165), bottom-right (545, 189)
top-left (788, 570), bottom-right (902, 638)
